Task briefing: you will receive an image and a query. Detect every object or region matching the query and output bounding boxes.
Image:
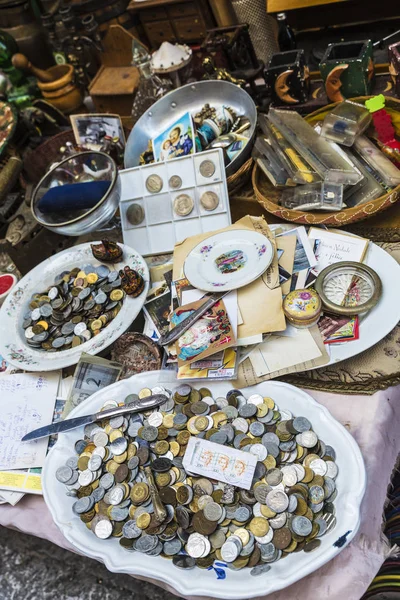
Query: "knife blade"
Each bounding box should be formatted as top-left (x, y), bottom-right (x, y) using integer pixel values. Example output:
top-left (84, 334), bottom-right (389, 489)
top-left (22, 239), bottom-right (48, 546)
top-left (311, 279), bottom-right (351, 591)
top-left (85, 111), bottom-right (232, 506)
top-left (158, 291), bottom-right (229, 347)
top-left (21, 394), bottom-right (167, 442)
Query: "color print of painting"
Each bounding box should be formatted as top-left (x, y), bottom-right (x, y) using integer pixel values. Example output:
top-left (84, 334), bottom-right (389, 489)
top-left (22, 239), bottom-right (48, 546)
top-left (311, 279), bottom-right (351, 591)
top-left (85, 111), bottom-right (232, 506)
top-left (152, 112), bottom-right (195, 162)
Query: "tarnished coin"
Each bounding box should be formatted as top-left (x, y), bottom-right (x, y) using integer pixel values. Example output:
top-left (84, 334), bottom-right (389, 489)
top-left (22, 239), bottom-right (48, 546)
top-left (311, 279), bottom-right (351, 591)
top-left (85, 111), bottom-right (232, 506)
top-left (145, 174), bottom-right (163, 193)
top-left (169, 175), bottom-right (182, 190)
top-left (173, 555), bottom-right (196, 570)
top-left (250, 563), bottom-right (271, 576)
top-left (173, 193), bottom-right (194, 217)
top-left (200, 191), bottom-right (219, 211)
top-left (126, 203), bottom-right (145, 226)
top-left (199, 159), bottom-right (216, 178)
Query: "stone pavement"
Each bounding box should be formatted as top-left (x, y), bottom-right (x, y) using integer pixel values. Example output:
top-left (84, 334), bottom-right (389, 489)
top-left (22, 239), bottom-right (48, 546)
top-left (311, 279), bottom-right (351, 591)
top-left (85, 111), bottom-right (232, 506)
top-left (0, 526), bottom-right (182, 600)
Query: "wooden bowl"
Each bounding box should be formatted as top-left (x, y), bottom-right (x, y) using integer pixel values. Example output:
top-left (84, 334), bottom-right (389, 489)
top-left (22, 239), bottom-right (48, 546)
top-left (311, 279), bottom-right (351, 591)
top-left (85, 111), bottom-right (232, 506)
top-left (253, 96), bottom-right (400, 226)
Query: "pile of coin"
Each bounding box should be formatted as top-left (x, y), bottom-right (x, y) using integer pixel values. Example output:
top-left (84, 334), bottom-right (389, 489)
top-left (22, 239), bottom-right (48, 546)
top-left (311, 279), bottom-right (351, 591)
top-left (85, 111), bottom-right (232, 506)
top-left (57, 384), bottom-right (338, 575)
top-left (23, 264), bottom-right (125, 352)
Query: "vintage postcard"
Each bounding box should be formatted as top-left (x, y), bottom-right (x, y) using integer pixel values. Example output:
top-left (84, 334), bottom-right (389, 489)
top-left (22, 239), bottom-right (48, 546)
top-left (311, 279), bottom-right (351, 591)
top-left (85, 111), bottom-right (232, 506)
top-left (71, 113), bottom-right (125, 151)
top-left (308, 228), bottom-right (369, 274)
top-left (143, 289), bottom-right (172, 338)
top-left (278, 226), bottom-right (317, 273)
top-left (171, 298), bottom-right (235, 367)
top-left (177, 347), bottom-right (238, 380)
top-left (183, 437), bottom-right (257, 490)
top-left (152, 111), bottom-right (195, 162)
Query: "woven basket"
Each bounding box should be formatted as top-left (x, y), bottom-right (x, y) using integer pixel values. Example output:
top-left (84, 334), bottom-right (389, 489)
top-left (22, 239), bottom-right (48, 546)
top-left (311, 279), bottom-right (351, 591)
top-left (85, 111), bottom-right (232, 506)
top-left (253, 96), bottom-right (400, 226)
top-left (227, 157), bottom-right (253, 195)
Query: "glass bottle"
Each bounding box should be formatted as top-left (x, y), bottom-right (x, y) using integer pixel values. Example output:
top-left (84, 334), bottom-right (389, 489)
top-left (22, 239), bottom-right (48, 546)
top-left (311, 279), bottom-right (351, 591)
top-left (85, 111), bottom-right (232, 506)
top-left (277, 13), bottom-right (296, 52)
top-left (0, 29), bottom-right (25, 86)
top-left (131, 41), bottom-right (173, 125)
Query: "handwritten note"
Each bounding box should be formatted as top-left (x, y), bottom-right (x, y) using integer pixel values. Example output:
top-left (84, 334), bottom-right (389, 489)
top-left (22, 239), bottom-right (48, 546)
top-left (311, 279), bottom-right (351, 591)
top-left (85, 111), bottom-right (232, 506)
top-left (308, 229), bottom-right (368, 275)
top-left (0, 372), bottom-right (60, 471)
top-left (183, 437), bottom-right (257, 490)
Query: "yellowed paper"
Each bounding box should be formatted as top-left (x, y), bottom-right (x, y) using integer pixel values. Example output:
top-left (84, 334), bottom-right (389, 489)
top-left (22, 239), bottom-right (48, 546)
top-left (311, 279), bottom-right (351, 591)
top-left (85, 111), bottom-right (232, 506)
top-left (277, 235), bottom-right (296, 296)
top-left (249, 328), bottom-right (322, 377)
top-left (172, 216), bottom-right (286, 337)
top-left (234, 326), bottom-right (329, 387)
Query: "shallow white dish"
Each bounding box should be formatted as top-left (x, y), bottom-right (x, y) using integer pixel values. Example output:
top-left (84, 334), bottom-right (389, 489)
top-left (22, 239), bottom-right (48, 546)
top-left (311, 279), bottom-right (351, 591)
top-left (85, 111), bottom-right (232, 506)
top-left (0, 242), bottom-right (149, 371)
top-left (184, 229), bottom-right (274, 292)
top-left (42, 371), bottom-right (366, 599)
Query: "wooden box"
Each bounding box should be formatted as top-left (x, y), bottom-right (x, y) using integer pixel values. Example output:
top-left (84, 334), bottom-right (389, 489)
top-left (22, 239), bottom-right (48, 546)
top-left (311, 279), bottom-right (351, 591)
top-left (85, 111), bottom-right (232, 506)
top-left (89, 25), bottom-right (141, 127)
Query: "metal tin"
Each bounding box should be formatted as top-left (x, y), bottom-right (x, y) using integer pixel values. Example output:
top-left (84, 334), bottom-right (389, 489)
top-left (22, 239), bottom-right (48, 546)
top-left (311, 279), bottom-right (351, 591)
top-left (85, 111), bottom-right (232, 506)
top-left (283, 288), bottom-right (322, 328)
top-left (315, 261), bottom-right (382, 316)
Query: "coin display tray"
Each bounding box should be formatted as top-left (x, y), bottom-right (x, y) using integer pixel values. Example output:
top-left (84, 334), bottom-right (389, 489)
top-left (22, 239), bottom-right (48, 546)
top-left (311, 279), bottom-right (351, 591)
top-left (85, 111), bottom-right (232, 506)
top-left (119, 149), bottom-right (232, 256)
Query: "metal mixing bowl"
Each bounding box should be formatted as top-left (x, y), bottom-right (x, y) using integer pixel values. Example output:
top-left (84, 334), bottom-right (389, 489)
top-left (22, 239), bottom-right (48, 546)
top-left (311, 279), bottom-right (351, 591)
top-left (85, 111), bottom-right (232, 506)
top-left (124, 80), bottom-right (257, 176)
top-left (31, 151), bottom-right (121, 236)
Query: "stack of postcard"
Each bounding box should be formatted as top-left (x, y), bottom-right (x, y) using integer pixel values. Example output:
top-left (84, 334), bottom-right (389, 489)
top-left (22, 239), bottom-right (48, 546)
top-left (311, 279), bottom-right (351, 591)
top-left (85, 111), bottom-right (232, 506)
top-left (142, 218), bottom-right (370, 383)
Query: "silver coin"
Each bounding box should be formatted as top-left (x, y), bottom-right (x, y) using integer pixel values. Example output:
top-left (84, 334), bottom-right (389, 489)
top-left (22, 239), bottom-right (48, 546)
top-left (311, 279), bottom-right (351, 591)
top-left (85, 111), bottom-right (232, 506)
top-left (310, 458), bottom-right (327, 476)
top-left (141, 426), bottom-right (158, 442)
top-left (169, 175), bottom-right (182, 190)
top-left (221, 540), bottom-right (239, 562)
top-left (24, 326), bottom-right (35, 340)
top-left (135, 535), bottom-right (159, 553)
top-left (200, 191), bottom-right (219, 211)
top-left (93, 431), bottom-right (108, 447)
top-left (110, 436), bottom-right (128, 455)
top-left (266, 489), bottom-right (289, 513)
top-left (186, 533), bottom-right (207, 558)
top-left (73, 496), bottom-right (94, 514)
top-left (163, 538), bottom-right (182, 556)
top-left (100, 472), bottom-right (114, 490)
top-left (95, 291), bottom-right (107, 305)
top-left (78, 469), bottom-right (94, 487)
top-left (203, 501), bottom-right (223, 522)
top-left (309, 485), bottom-right (325, 504)
top-left (291, 515), bottom-right (312, 536)
top-left (122, 520), bottom-right (141, 539)
top-left (173, 193), bottom-right (194, 217)
top-left (52, 337), bottom-right (65, 349)
top-left (48, 287), bottom-right (58, 300)
top-left (88, 454), bottom-right (102, 471)
top-left (94, 518), bottom-right (113, 539)
top-left (31, 308), bottom-right (41, 321)
top-left (300, 430), bottom-right (318, 448)
top-left (172, 555), bottom-right (196, 570)
top-left (145, 174), bottom-right (163, 193)
top-left (126, 203), bottom-right (145, 226)
top-left (293, 416), bottom-right (312, 432)
top-left (40, 304), bottom-right (53, 317)
top-left (250, 563), bottom-right (271, 576)
top-left (199, 159), bottom-right (216, 178)
top-left (106, 485), bottom-right (125, 506)
top-left (74, 322), bottom-right (87, 336)
top-left (56, 465), bottom-right (73, 483)
top-left (326, 461), bottom-right (339, 479)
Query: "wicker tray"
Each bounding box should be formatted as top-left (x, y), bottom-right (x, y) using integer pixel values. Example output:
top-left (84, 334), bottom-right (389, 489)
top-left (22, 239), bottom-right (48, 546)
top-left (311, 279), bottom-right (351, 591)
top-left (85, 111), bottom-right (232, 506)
top-left (253, 96), bottom-right (400, 226)
top-left (227, 157), bottom-right (253, 195)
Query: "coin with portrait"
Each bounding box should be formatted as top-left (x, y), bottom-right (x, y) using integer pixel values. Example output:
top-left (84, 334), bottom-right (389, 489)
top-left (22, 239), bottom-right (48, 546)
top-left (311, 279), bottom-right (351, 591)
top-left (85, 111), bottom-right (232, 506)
top-left (169, 175), bottom-right (182, 190)
top-left (145, 174), bottom-right (163, 193)
top-left (126, 203), bottom-right (145, 226)
top-left (200, 191), bottom-right (219, 211)
top-left (173, 194), bottom-right (194, 217)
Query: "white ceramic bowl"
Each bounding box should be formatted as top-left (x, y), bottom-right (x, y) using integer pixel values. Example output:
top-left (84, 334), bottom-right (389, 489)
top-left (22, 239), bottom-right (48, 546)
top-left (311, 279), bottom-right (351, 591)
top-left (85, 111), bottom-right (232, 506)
top-left (42, 371), bottom-right (366, 599)
top-left (0, 242), bottom-right (148, 371)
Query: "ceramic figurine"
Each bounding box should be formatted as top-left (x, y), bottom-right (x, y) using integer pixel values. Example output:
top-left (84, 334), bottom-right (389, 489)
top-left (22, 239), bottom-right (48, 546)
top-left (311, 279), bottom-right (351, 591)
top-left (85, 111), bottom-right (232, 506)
top-left (265, 49), bottom-right (309, 105)
top-left (119, 266), bottom-right (145, 297)
top-left (91, 239), bottom-right (123, 263)
top-left (319, 40), bottom-right (374, 103)
top-left (388, 41), bottom-right (400, 98)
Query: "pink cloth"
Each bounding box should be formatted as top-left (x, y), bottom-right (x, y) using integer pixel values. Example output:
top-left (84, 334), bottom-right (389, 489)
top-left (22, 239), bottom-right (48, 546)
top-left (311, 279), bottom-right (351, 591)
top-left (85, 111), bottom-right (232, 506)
top-left (1, 386), bottom-right (399, 600)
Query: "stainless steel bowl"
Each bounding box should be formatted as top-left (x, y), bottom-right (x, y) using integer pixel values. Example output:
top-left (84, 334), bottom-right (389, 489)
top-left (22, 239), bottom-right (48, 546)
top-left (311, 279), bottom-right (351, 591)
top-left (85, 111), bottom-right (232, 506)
top-left (31, 151), bottom-right (121, 236)
top-left (124, 80), bottom-right (257, 176)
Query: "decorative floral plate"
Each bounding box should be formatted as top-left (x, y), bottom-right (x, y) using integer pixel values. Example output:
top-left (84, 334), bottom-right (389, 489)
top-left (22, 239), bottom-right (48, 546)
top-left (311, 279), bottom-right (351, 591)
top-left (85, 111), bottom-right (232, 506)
top-left (184, 229), bottom-right (274, 292)
top-left (42, 371), bottom-right (366, 599)
top-left (0, 242), bottom-right (149, 371)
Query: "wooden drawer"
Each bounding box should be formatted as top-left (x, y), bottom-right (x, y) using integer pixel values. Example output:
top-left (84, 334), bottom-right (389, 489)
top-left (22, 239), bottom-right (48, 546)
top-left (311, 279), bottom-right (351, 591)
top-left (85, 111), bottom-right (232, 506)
top-left (143, 19), bottom-right (177, 46)
top-left (173, 15), bottom-right (206, 42)
top-left (140, 7), bottom-right (168, 22)
top-left (168, 2), bottom-right (198, 18)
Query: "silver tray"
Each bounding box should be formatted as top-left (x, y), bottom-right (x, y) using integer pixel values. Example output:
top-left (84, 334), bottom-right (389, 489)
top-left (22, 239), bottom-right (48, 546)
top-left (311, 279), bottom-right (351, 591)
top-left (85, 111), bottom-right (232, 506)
top-left (124, 80), bottom-right (257, 176)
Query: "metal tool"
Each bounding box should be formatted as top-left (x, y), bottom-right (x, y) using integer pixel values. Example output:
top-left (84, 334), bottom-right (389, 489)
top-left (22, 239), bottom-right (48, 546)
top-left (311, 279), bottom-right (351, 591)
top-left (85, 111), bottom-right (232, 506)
top-left (158, 291), bottom-right (229, 346)
top-left (21, 394), bottom-right (167, 442)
